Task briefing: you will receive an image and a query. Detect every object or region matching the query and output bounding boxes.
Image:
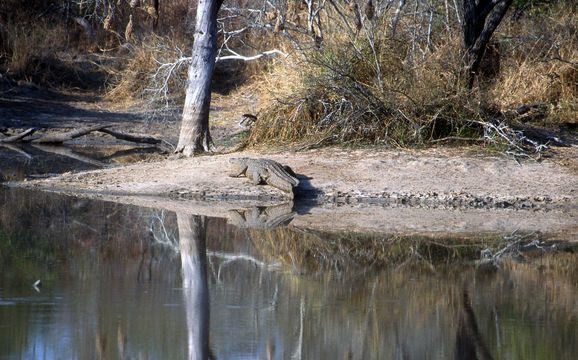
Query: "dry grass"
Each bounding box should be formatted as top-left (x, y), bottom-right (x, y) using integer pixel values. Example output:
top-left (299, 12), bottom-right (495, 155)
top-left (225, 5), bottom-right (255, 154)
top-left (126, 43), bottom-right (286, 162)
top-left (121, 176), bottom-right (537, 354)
top-left (491, 4), bottom-right (577, 124)
top-left (245, 36), bottom-right (479, 148)
top-left (106, 34), bottom-right (188, 105)
top-left (242, 1), bottom-right (576, 150)
top-left (1, 22), bottom-right (107, 88)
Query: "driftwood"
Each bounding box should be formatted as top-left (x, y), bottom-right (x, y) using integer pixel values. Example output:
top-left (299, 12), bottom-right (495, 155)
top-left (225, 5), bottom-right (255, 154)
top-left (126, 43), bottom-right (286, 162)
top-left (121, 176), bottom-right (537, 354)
top-left (0, 125), bottom-right (163, 146)
top-left (32, 125), bottom-right (110, 144)
top-left (98, 128), bottom-right (161, 144)
top-left (0, 128), bottom-right (37, 143)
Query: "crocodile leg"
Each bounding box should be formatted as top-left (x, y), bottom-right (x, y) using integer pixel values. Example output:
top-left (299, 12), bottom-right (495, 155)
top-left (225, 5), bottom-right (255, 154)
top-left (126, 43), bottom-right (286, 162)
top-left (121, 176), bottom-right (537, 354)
top-left (263, 174), bottom-right (294, 193)
top-left (261, 162), bottom-right (298, 192)
top-left (248, 168), bottom-right (263, 185)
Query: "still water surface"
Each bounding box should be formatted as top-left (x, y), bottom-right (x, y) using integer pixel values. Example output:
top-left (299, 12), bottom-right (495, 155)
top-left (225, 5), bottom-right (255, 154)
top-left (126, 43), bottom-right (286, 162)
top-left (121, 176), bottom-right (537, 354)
top-left (0, 146), bottom-right (576, 359)
top-left (0, 188), bottom-right (576, 359)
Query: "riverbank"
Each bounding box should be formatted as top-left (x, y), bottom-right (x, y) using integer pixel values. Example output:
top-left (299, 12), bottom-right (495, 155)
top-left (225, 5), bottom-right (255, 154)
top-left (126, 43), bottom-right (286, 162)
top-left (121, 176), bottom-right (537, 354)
top-left (9, 145), bottom-right (577, 238)
top-left (14, 146), bottom-right (577, 205)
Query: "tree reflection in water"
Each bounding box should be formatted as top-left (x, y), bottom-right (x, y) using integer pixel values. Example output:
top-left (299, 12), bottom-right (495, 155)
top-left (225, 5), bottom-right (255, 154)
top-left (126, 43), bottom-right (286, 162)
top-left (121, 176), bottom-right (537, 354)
top-left (178, 214), bottom-right (211, 360)
top-left (455, 290), bottom-right (494, 360)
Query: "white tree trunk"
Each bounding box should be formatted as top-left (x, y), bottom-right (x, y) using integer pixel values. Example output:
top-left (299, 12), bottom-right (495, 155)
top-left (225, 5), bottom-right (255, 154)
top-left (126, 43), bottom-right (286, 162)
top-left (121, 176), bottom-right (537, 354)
top-left (176, 0), bottom-right (223, 156)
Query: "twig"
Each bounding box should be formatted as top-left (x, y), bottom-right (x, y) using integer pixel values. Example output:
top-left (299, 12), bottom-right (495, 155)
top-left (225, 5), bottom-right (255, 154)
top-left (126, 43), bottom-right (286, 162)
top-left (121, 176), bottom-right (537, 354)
top-left (216, 49), bottom-right (289, 62)
top-left (430, 136), bottom-right (485, 143)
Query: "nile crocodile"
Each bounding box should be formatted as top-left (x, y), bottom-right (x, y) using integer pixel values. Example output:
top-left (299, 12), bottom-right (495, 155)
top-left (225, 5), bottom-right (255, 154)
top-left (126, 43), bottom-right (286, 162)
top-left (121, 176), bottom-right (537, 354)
top-left (229, 158), bottom-right (299, 196)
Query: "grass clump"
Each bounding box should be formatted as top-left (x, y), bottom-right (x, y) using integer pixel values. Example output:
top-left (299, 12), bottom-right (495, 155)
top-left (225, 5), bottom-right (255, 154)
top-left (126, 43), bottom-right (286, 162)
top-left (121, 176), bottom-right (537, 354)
top-left (491, 2), bottom-right (577, 124)
top-left (248, 36), bottom-right (480, 148)
top-left (244, 1), bottom-right (576, 151)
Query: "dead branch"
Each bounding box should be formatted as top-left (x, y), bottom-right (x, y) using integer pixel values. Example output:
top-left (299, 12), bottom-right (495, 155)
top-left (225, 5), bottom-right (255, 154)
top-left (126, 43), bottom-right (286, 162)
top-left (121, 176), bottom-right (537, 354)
top-left (32, 125), bottom-right (110, 144)
top-left (0, 128), bottom-right (37, 143)
top-left (216, 49), bottom-right (289, 62)
top-left (98, 128), bottom-right (162, 144)
top-left (467, 118), bottom-right (547, 156)
top-left (430, 136), bottom-right (485, 143)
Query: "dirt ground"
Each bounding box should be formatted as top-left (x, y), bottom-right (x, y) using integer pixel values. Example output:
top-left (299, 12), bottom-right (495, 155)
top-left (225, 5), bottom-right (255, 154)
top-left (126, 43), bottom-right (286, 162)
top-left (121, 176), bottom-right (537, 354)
top-left (2, 83), bottom-right (577, 238)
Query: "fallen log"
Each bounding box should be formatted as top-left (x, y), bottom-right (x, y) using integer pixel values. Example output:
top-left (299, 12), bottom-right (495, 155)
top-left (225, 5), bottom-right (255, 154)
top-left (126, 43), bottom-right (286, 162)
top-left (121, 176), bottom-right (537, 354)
top-left (32, 125), bottom-right (110, 144)
top-left (98, 128), bottom-right (162, 144)
top-left (1, 125), bottom-right (164, 146)
top-left (0, 128), bottom-right (37, 143)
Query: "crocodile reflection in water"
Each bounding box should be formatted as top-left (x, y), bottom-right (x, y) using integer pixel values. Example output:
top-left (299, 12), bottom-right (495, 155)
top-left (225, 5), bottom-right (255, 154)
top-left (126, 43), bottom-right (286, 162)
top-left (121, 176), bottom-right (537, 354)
top-left (228, 202), bottom-right (296, 230)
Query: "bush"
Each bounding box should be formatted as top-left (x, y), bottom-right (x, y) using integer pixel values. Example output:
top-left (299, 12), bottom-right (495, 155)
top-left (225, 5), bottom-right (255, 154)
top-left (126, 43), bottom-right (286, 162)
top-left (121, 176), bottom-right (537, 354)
top-left (243, 0), bottom-right (576, 150)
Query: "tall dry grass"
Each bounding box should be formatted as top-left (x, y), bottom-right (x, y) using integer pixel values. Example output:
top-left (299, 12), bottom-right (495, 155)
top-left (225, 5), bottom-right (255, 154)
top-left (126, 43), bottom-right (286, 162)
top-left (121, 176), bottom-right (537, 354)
top-left (491, 3), bottom-right (577, 123)
top-left (242, 0), bottom-right (576, 149)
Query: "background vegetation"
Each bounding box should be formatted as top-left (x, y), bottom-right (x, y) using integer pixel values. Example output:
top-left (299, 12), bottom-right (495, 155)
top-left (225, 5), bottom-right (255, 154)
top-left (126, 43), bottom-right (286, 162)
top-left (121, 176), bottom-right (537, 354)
top-left (0, 0), bottom-right (575, 151)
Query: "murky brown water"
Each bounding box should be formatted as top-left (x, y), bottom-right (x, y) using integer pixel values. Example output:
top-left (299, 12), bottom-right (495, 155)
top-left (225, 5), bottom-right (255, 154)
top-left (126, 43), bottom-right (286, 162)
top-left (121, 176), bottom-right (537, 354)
top-left (1, 145), bottom-right (577, 359)
top-left (0, 187), bottom-right (576, 360)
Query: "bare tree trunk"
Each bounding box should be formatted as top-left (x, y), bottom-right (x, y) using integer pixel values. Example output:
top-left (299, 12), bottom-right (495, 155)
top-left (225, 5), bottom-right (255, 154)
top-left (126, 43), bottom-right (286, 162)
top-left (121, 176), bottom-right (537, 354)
top-left (176, 0), bottom-right (224, 156)
top-left (461, 0), bottom-right (512, 88)
top-left (152, 0), bottom-right (159, 29)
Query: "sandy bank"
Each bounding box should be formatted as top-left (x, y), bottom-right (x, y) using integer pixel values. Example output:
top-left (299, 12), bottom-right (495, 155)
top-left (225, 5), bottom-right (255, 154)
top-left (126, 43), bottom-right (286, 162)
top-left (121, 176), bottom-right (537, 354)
top-left (9, 147), bottom-right (577, 238)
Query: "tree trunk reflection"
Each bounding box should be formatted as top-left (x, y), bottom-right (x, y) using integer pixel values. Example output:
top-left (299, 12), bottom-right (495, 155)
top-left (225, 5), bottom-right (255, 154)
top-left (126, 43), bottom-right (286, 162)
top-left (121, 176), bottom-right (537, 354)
top-left (455, 290), bottom-right (494, 360)
top-left (178, 214), bottom-right (210, 360)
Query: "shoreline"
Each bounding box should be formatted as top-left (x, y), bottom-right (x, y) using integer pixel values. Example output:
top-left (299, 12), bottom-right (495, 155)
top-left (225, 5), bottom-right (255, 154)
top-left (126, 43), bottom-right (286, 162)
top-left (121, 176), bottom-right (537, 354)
top-left (7, 147), bottom-right (577, 238)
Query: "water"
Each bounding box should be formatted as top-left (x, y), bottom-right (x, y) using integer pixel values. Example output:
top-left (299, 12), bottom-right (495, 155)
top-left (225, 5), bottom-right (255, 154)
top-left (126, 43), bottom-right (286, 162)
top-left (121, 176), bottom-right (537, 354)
top-left (0, 187), bottom-right (576, 359)
top-left (0, 146), bottom-right (577, 359)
